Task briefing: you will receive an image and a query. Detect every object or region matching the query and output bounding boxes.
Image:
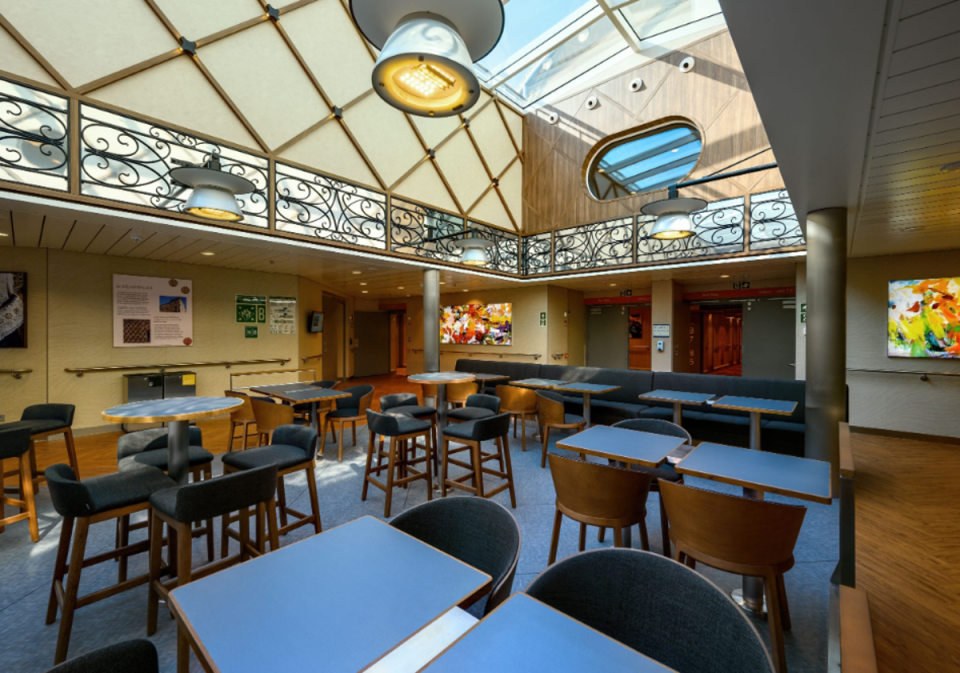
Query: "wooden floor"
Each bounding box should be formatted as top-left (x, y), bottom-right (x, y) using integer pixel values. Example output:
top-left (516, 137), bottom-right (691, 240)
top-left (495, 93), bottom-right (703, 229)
top-left (851, 431), bottom-right (960, 673)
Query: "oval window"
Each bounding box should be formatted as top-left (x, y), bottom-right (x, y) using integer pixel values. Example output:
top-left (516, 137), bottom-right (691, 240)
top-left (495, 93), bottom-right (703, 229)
top-left (587, 122), bottom-right (702, 201)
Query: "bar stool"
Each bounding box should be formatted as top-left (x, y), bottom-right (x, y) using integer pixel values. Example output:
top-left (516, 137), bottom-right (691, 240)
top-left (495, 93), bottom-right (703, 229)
top-left (362, 409), bottom-right (433, 517)
top-left (441, 413), bottom-right (516, 508)
top-left (44, 463), bottom-right (176, 665)
top-left (147, 464), bottom-right (279, 673)
top-left (380, 392), bottom-right (439, 475)
top-left (250, 397), bottom-right (292, 446)
top-left (2, 404), bottom-right (80, 489)
top-left (221, 425), bottom-right (322, 551)
top-left (447, 393), bottom-right (500, 422)
top-left (224, 390), bottom-right (265, 452)
top-left (323, 385), bottom-right (374, 461)
top-left (43, 639), bottom-right (158, 673)
top-left (446, 381), bottom-right (478, 408)
top-left (536, 391), bottom-right (585, 468)
top-left (659, 480), bottom-right (805, 673)
top-left (0, 423), bottom-right (38, 541)
top-left (116, 427), bottom-right (215, 564)
top-left (496, 384), bottom-right (538, 452)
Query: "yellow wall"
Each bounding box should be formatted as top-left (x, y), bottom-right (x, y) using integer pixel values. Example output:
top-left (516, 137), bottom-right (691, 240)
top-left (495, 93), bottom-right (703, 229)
top-left (0, 248), bottom-right (348, 431)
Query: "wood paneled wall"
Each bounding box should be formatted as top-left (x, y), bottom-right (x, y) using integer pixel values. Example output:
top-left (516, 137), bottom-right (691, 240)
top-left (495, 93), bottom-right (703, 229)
top-left (522, 30), bottom-right (786, 234)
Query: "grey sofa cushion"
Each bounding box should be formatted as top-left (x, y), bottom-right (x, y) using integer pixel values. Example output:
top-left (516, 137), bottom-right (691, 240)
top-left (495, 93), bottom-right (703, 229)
top-left (761, 420), bottom-right (805, 457)
top-left (652, 372), bottom-right (806, 423)
top-left (455, 359), bottom-right (541, 382)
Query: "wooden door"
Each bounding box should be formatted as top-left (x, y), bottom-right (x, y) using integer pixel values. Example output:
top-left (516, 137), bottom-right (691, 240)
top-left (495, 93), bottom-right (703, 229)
top-left (628, 306), bottom-right (652, 370)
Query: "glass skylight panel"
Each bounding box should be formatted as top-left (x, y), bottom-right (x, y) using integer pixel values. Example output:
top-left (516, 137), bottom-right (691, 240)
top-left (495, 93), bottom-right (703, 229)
top-left (619, 0), bottom-right (722, 42)
top-left (589, 124), bottom-right (702, 198)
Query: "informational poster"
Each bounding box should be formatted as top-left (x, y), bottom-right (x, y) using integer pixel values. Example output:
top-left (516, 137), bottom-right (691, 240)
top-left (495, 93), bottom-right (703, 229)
top-left (269, 296), bottom-right (297, 335)
top-left (236, 295), bottom-right (266, 324)
top-left (113, 274), bottom-right (193, 347)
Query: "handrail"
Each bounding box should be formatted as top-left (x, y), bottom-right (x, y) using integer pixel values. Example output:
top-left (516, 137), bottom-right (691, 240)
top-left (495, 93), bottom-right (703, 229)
top-left (229, 367), bottom-right (316, 390)
top-left (301, 354), bottom-right (322, 363)
top-left (410, 349), bottom-right (542, 360)
top-left (1, 368), bottom-right (32, 379)
top-left (847, 367), bottom-right (960, 380)
top-left (65, 358), bottom-right (290, 377)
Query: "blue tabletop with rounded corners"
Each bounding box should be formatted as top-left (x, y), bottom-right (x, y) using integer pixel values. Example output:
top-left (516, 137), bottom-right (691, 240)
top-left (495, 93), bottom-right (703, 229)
top-left (556, 425), bottom-right (686, 467)
top-left (170, 516), bottom-right (491, 673)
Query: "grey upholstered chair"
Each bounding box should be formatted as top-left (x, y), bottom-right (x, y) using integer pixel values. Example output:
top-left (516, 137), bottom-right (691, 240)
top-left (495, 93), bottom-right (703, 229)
top-left (0, 423), bottom-right (38, 541)
top-left (441, 413), bottom-right (516, 507)
top-left (381, 392), bottom-right (439, 474)
top-left (148, 464), bottom-right (279, 673)
top-left (447, 393), bottom-right (501, 422)
top-left (43, 639), bottom-right (158, 673)
top-left (610, 418), bottom-right (692, 557)
top-left (363, 409), bottom-right (433, 517)
top-left (222, 424), bottom-right (322, 547)
top-left (44, 464), bottom-right (175, 665)
top-left (390, 498), bottom-right (521, 617)
top-left (19, 403), bottom-right (80, 479)
top-left (323, 384), bottom-right (374, 461)
top-left (526, 548), bottom-right (774, 673)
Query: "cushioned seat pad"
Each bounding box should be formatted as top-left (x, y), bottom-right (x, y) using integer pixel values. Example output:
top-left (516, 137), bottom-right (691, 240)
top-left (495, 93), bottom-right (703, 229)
top-left (386, 405), bottom-right (437, 418)
top-left (54, 468), bottom-right (176, 517)
top-left (118, 445), bottom-right (213, 473)
top-left (563, 414), bottom-right (584, 425)
top-left (222, 444), bottom-right (309, 471)
top-left (447, 407), bottom-right (496, 421)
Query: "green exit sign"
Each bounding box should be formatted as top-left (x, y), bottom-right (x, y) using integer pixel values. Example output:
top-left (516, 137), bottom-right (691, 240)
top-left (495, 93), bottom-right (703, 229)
top-left (245, 326), bottom-right (258, 339)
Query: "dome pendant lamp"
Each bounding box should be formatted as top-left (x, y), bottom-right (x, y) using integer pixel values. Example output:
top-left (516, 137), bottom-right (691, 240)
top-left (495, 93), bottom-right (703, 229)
top-left (169, 155), bottom-right (256, 223)
top-left (458, 237), bottom-right (494, 267)
top-left (641, 189), bottom-right (706, 240)
top-left (350, 0), bottom-right (504, 118)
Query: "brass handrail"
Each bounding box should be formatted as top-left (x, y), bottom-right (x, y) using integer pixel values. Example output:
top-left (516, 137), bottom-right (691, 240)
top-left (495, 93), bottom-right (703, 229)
top-left (846, 367), bottom-right (960, 380)
top-left (65, 359), bottom-right (290, 377)
top-left (411, 349), bottom-right (542, 360)
top-left (229, 368), bottom-right (316, 389)
top-left (1, 368), bottom-right (32, 379)
top-left (301, 354), bottom-right (322, 363)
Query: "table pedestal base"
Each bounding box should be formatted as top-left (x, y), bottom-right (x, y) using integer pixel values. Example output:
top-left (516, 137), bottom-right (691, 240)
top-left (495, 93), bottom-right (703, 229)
top-left (167, 420), bottom-right (190, 486)
top-left (732, 587), bottom-right (767, 618)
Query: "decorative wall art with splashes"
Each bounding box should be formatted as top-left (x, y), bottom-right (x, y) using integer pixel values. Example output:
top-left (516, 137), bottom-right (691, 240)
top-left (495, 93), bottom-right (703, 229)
top-left (888, 278), bottom-right (960, 358)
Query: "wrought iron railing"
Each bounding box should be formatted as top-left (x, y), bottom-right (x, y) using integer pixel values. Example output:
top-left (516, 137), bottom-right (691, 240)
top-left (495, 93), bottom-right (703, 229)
top-left (389, 197), bottom-right (464, 262)
top-left (0, 77), bottom-right (69, 191)
top-left (469, 219), bottom-right (520, 274)
top-left (522, 231), bottom-right (553, 275)
top-left (554, 217), bottom-right (634, 271)
top-left (749, 189), bottom-right (805, 250)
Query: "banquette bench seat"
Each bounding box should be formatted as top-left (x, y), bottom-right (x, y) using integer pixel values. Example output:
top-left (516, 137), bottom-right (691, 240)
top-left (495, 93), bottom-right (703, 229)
top-left (453, 360), bottom-right (808, 457)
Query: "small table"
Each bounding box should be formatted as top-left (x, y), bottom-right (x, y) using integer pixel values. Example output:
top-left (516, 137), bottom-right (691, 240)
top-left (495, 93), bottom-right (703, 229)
top-left (170, 516), bottom-right (491, 673)
top-left (711, 395), bottom-right (797, 452)
top-left (251, 386), bottom-right (351, 456)
top-left (407, 372), bottom-right (476, 429)
top-left (510, 378), bottom-right (568, 390)
top-left (246, 382), bottom-right (316, 394)
top-left (639, 390), bottom-right (714, 425)
top-left (102, 397), bottom-right (242, 485)
top-left (471, 373), bottom-right (509, 394)
top-left (675, 442), bottom-right (832, 616)
top-left (554, 382), bottom-right (620, 427)
top-left (421, 593), bottom-right (676, 672)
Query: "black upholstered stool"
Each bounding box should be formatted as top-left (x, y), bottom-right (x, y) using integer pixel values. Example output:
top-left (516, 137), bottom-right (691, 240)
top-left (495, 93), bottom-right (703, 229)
top-left (43, 639), bottom-right (158, 673)
top-left (446, 393), bottom-right (500, 422)
top-left (117, 427), bottom-right (215, 563)
top-left (322, 384), bottom-right (374, 461)
top-left (147, 464), bottom-right (279, 673)
top-left (221, 424), bottom-right (322, 551)
top-left (17, 404), bottom-right (80, 484)
top-left (441, 413), bottom-right (517, 508)
top-left (44, 463), bottom-right (176, 665)
top-left (0, 423), bottom-right (38, 541)
top-left (362, 409), bottom-right (433, 517)
top-left (381, 392), bottom-right (439, 475)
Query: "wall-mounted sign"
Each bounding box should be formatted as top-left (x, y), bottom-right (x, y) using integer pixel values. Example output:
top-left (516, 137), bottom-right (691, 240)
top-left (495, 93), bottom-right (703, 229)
top-left (800, 303), bottom-right (807, 323)
top-left (236, 295), bottom-right (266, 324)
top-left (245, 326), bottom-right (258, 339)
top-left (113, 274), bottom-right (193, 347)
top-left (733, 281), bottom-right (751, 290)
top-left (269, 296), bottom-right (297, 335)
top-left (652, 323), bottom-right (670, 338)
top-left (539, 311), bottom-right (546, 326)
top-left (619, 289), bottom-right (633, 297)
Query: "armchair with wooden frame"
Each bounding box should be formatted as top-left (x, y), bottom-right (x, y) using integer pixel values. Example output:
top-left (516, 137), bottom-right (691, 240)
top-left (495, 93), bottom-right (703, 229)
top-left (224, 391), bottom-right (260, 453)
top-left (535, 391), bottom-right (586, 468)
top-left (496, 384), bottom-right (538, 453)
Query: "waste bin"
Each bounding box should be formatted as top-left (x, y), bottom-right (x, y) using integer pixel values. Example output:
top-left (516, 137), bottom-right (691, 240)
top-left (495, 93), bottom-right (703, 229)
top-left (163, 371), bottom-right (197, 399)
top-left (123, 373), bottom-right (164, 404)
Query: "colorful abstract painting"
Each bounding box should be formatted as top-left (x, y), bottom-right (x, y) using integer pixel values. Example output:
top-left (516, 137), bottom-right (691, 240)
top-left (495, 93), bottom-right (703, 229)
top-left (441, 303), bottom-right (512, 346)
top-left (888, 278), bottom-right (960, 358)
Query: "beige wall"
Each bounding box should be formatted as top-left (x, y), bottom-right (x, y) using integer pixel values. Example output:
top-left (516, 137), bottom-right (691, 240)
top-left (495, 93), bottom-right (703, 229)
top-left (848, 251), bottom-right (960, 438)
top-left (567, 290), bottom-right (586, 366)
top-left (0, 247), bottom-right (47, 423)
top-left (795, 263), bottom-right (806, 380)
top-left (651, 280), bottom-right (677, 371)
top-left (298, 276), bottom-right (325, 380)
top-left (547, 286), bottom-right (569, 365)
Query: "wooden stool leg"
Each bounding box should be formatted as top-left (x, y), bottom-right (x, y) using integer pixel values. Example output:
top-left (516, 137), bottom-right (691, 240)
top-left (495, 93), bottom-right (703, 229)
top-left (118, 514), bottom-right (130, 582)
top-left (147, 513), bottom-right (163, 636)
top-left (502, 434), bottom-right (517, 508)
top-left (548, 509), bottom-right (563, 565)
top-left (175, 523), bottom-right (194, 673)
top-left (54, 517), bottom-right (89, 664)
top-left (64, 429), bottom-right (80, 480)
top-left (424, 431), bottom-right (433, 500)
top-left (431, 421), bottom-right (439, 476)
top-left (578, 523), bottom-right (586, 552)
top-left (764, 573), bottom-right (787, 673)
top-left (277, 476), bottom-right (289, 528)
top-left (471, 441), bottom-right (485, 498)
top-left (204, 466), bottom-right (214, 562)
top-left (598, 527), bottom-right (606, 543)
top-left (776, 574), bottom-right (792, 631)
top-left (20, 452), bottom-right (39, 543)
top-left (239, 508), bottom-right (250, 562)
top-left (351, 421), bottom-right (357, 447)
top-left (266, 497), bottom-right (280, 551)
top-left (441, 438), bottom-right (450, 497)
top-left (520, 414), bottom-right (527, 452)
top-left (658, 489), bottom-right (672, 558)
top-left (220, 512), bottom-right (231, 559)
top-left (540, 428), bottom-right (551, 468)
top-left (228, 422), bottom-right (236, 453)
top-left (362, 433), bottom-right (375, 501)
top-left (384, 438), bottom-right (398, 518)
top-left (613, 525), bottom-right (624, 548)
top-left (337, 421), bottom-right (345, 462)
top-left (177, 627), bottom-right (191, 673)
top-left (376, 434), bottom-right (385, 469)
top-left (46, 517), bottom-right (74, 625)
top-left (638, 518), bottom-right (650, 551)
top-left (305, 466), bottom-right (322, 534)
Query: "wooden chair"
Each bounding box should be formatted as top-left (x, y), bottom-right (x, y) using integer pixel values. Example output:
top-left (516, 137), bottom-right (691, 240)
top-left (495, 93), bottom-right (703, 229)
top-left (43, 639), bottom-right (158, 673)
top-left (224, 390), bottom-right (261, 452)
top-left (446, 382), bottom-right (478, 408)
top-left (3, 404), bottom-right (80, 494)
top-left (0, 424), bottom-right (38, 541)
top-left (546, 454), bottom-right (652, 565)
top-left (362, 410), bottom-right (433, 517)
top-left (496, 384), bottom-right (538, 453)
top-left (323, 385), bottom-right (374, 462)
top-left (148, 465), bottom-right (279, 673)
top-left (659, 480), bottom-right (806, 673)
top-left (44, 464), bottom-right (176, 665)
top-left (250, 397), bottom-right (292, 446)
top-left (441, 413), bottom-right (517, 508)
top-left (536, 391), bottom-right (585, 468)
top-left (419, 383), bottom-right (438, 408)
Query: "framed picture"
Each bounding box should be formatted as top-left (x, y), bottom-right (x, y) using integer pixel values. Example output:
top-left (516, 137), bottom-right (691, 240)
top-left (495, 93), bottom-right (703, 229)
top-left (888, 278), bottom-right (960, 358)
top-left (0, 271), bottom-right (26, 348)
top-left (441, 303), bottom-right (512, 346)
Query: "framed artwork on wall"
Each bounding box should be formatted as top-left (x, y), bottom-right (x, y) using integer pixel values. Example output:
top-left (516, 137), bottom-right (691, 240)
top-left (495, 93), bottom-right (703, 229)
top-left (441, 303), bottom-right (512, 346)
top-left (888, 278), bottom-right (960, 358)
top-left (0, 272), bottom-right (26, 348)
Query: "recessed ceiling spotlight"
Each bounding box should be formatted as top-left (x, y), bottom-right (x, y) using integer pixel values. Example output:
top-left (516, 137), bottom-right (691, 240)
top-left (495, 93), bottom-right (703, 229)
top-left (720, 274), bottom-right (730, 278)
top-left (941, 161), bottom-right (960, 173)
top-left (201, 251), bottom-right (215, 256)
top-left (352, 270), bottom-right (362, 275)
top-left (609, 283), bottom-right (617, 287)
top-left (362, 290), bottom-right (369, 294)
top-left (360, 282), bottom-right (368, 286)
top-left (439, 281), bottom-right (446, 285)
top-left (0, 232), bottom-right (7, 237)
top-left (398, 286), bottom-right (405, 289)
top-left (463, 289), bottom-right (469, 292)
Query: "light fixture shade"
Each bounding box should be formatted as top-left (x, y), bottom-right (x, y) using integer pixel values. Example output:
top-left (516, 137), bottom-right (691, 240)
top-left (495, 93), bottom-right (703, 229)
top-left (459, 237), bottom-right (493, 266)
top-left (641, 196), bottom-right (706, 240)
top-left (169, 164), bottom-right (255, 222)
top-left (372, 13), bottom-right (478, 117)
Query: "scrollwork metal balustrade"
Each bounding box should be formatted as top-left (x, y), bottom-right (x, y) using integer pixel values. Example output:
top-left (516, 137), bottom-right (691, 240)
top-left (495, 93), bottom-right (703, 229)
top-left (275, 163), bottom-right (386, 249)
top-left (0, 78), bottom-right (69, 190)
top-left (522, 232), bottom-right (553, 275)
top-left (468, 220), bottom-right (520, 274)
top-left (78, 104), bottom-right (268, 227)
top-left (554, 217), bottom-right (634, 271)
top-left (637, 197), bottom-right (745, 263)
top-left (749, 189), bottom-right (805, 250)
top-left (390, 198), bottom-right (466, 262)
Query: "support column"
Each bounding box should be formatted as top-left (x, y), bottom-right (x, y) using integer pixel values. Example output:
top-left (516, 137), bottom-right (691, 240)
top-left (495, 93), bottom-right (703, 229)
top-left (651, 280), bottom-right (677, 371)
top-left (805, 208), bottom-right (846, 480)
top-left (423, 269), bottom-right (440, 373)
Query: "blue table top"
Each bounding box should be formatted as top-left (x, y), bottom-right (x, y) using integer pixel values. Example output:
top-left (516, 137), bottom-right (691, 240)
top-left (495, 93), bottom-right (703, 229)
top-left (422, 594), bottom-right (676, 672)
top-left (249, 382), bottom-right (316, 394)
top-left (170, 516), bottom-right (491, 673)
top-left (408, 372), bottom-right (476, 384)
top-left (640, 390), bottom-right (715, 405)
top-left (556, 425), bottom-right (686, 468)
top-left (712, 395), bottom-right (797, 416)
top-left (253, 386), bottom-right (349, 404)
top-left (511, 378), bottom-right (568, 389)
top-left (675, 442), bottom-right (832, 504)
top-left (102, 396), bottom-right (242, 423)
top-left (555, 382), bottom-right (620, 394)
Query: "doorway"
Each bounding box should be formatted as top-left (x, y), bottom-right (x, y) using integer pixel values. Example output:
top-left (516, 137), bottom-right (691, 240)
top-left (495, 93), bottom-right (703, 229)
top-left (700, 307), bottom-right (742, 376)
top-left (389, 311), bottom-right (407, 374)
top-left (322, 294), bottom-right (346, 381)
top-left (586, 305), bottom-right (629, 370)
top-left (628, 306), bottom-right (652, 370)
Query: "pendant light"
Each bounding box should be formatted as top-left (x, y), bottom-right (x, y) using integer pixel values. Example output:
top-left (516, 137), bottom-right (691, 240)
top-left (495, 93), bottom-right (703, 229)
top-left (458, 237), bottom-right (493, 267)
top-left (641, 194), bottom-right (706, 240)
top-left (169, 155), bottom-right (256, 222)
top-left (350, 0), bottom-right (504, 117)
